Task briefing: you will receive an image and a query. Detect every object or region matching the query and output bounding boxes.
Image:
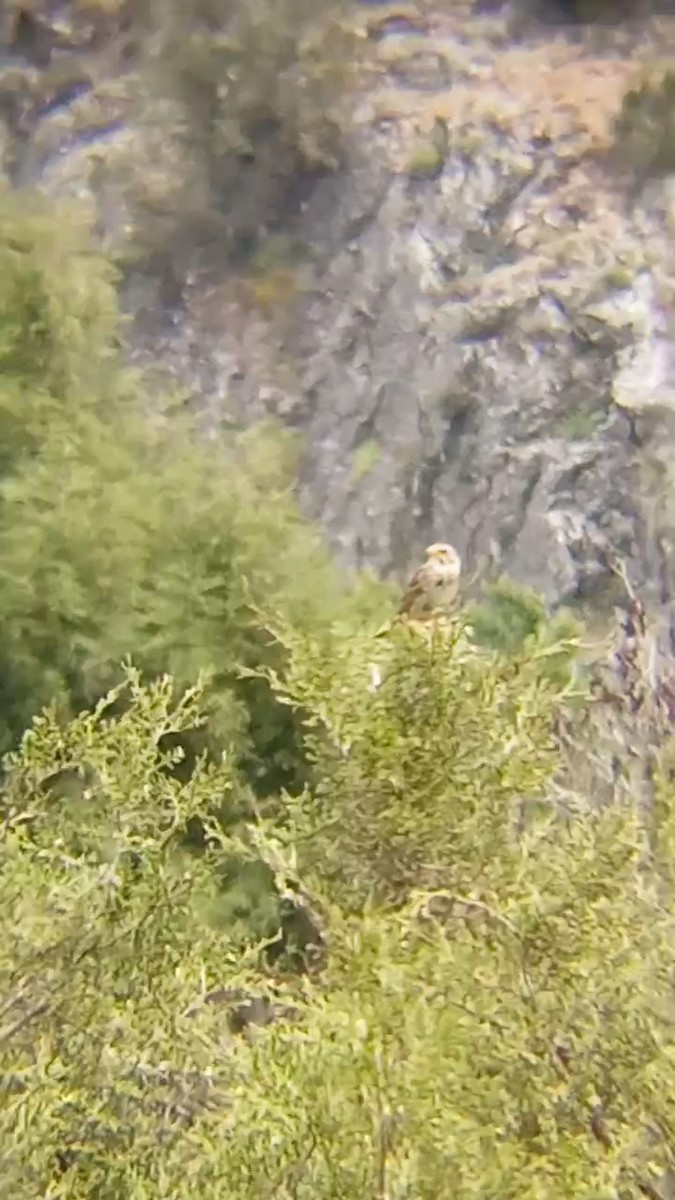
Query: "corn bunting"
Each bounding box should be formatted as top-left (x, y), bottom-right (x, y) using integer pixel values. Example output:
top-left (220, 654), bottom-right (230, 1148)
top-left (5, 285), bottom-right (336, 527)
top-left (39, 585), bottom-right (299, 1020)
top-left (398, 542), bottom-right (461, 619)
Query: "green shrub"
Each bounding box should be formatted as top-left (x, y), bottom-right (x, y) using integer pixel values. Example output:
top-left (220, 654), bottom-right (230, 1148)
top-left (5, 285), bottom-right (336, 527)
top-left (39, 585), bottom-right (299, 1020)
top-left (250, 615), bottom-right (564, 908)
top-left (3, 631), bottom-right (675, 1198)
top-left (0, 671), bottom-right (250, 1198)
top-left (141, 0), bottom-right (359, 164)
top-left (121, 0), bottom-right (363, 264)
top-left (614, 68), bottom-right (675, 178)
top-left (0, 190), bottom-right (123, 461)
top-left (468, 576), bottom-right (585, 691)
top-left (0, 188), bottom-right (375, 791)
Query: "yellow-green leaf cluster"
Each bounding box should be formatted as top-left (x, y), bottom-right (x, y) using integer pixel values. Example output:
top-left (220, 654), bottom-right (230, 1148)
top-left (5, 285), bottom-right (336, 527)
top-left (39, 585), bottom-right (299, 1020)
top-left (3, 634), bottom-right (675, 1199)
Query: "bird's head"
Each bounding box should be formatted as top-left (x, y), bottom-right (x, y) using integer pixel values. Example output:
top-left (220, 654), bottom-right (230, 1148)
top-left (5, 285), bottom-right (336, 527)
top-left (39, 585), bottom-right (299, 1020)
top-left (425, 542), bottom-right (461, 574)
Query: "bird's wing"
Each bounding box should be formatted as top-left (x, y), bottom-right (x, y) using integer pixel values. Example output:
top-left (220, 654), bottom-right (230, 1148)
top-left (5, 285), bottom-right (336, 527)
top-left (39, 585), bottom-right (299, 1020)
top-left (398, 563), bottom-right (433, 615)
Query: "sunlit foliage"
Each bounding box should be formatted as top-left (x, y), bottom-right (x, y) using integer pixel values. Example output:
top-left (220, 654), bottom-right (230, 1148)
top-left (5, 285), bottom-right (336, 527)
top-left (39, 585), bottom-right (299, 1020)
top-left (3, 622), bottom-right (675, 1198)
top-left (0, 187), bottom-right (374, 790)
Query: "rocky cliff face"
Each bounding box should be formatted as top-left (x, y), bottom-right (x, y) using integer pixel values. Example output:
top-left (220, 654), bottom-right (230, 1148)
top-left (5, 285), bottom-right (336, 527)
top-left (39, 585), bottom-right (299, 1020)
top-left (4, 0), bottom-right (675, 621)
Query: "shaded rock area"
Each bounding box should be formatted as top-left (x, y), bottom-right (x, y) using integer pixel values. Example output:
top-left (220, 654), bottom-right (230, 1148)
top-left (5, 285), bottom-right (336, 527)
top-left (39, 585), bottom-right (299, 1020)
top-left (4, 0), bottom-right (675, 622)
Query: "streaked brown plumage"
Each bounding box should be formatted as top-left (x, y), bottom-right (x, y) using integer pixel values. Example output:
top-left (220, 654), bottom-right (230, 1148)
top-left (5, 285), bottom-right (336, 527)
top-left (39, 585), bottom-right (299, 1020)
top-left (398, 542), bottom-right (461, 620)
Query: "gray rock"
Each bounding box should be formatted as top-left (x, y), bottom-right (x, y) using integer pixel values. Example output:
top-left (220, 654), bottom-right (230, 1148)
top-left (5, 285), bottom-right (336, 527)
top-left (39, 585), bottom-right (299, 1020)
top-left (159, 131), bottom-right (673, 616)
top-left (8, 0), bottom-right (675, 624)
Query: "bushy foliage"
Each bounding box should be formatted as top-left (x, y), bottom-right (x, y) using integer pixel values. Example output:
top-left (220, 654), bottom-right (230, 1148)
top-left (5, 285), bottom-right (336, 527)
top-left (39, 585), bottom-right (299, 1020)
top-left (144, 0), bottom-right (359, 162)
top-left (251, 615), bottom-right (562, 908)
top-left (614, 68), bottom-right (675, 179)
top-left (0, 187), bottom-right (373, 790)
top-left (3, 623), bottom-right (675, 1199)
top-left (121, 0), bottom-right (364, 264)
top-left (468, 576), bottom-right (585, 691)
top-left (0, 671), bottom-right (248, 1198)
top-left (0, 190), bottom-right (122, 457)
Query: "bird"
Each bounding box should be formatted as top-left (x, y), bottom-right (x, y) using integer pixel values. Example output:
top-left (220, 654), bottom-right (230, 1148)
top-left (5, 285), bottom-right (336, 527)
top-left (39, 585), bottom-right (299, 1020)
top-left (398, 542), bottom-right (461, 620)
top-left (374, 543), bottom-right (461, 641)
